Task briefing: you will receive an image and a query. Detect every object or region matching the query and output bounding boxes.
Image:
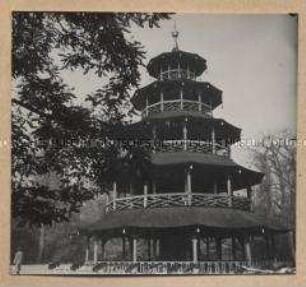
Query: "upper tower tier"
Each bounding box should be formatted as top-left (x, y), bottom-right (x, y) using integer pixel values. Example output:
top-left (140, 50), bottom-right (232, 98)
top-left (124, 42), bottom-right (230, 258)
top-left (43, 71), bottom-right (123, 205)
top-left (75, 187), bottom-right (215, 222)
top-left (147, 50), bottom-right (207, 80)
top-left (131, 28), bottom-right (221, 120)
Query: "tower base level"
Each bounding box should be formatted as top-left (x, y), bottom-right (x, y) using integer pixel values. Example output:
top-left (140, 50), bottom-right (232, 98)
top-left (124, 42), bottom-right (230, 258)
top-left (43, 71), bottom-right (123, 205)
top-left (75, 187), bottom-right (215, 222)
top-left (84, 259), bottom-right (293, 275)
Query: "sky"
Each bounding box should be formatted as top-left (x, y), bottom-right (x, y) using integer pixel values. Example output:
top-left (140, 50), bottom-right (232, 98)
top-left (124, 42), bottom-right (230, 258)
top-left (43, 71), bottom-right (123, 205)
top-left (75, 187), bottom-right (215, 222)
top-left (61, 14), bottom-right (297, 168)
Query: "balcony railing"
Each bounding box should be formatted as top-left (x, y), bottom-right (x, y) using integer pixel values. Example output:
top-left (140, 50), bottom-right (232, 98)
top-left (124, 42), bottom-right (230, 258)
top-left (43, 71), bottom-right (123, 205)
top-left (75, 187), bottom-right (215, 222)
top-left (142, 100), bottom-right (212, 118)
top-left (82, 259), bottom-right (291, 275)
top-left (160, 69), bottom-right (196, 80)
top-left (106, 193), bottom-right (251, 213)
top-left (154, 140), bottom-right (230, 157)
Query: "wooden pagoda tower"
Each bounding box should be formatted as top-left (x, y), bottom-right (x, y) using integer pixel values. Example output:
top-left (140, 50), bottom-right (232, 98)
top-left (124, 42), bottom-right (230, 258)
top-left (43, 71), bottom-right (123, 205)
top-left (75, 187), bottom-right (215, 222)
top-left (80, 29), bottom-right (289, 275)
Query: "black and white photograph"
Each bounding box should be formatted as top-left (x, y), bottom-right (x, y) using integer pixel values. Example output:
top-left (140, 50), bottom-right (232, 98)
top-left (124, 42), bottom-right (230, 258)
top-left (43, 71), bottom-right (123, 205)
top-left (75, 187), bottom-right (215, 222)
top-left (11, 12), bottom-right (297, 276)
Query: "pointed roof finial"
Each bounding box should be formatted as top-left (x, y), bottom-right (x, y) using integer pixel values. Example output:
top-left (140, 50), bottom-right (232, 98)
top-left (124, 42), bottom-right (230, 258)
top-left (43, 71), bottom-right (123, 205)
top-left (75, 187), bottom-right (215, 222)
top-left (171, 21), bottom-right (179, 51)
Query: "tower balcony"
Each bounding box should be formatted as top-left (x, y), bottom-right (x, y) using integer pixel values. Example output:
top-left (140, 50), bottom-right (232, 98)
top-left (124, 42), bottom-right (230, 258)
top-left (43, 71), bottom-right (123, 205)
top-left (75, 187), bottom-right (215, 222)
top-left (153, 139), bottom-right (230, 158)
top-left (159, 68), bottom-right (196, 80)
top-left (141, 99), bottom-right (212, 118)
top-left (105, 193), bottom-right (251, 213)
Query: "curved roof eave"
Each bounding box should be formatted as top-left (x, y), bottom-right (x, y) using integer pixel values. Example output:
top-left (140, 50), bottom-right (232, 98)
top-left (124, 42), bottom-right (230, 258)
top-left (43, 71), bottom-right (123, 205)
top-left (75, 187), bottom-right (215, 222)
top-left (79, 207), bottom-right (289, 234)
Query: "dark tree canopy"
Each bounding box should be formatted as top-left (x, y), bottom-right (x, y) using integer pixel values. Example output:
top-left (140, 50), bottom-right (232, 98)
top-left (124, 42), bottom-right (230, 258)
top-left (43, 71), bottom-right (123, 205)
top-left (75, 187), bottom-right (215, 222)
top-left (12, 12), bottom-right (170, 226)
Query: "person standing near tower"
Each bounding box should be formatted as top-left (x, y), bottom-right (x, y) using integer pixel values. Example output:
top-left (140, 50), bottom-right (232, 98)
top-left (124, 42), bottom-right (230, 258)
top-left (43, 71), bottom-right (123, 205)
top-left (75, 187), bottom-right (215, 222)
top-left (13, 249), bottom-right (23, 275)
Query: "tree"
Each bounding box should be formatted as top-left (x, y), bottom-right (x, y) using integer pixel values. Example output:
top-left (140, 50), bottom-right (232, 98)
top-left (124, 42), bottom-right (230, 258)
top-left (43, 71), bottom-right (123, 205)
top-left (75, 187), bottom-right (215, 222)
top-left (12, 12), bottom-right (171, 227)
top-left (251, 130), bottom-right (296, 261)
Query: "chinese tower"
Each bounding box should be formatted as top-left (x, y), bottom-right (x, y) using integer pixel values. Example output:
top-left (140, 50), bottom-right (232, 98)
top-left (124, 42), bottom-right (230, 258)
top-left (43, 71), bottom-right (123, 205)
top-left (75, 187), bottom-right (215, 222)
top-left (80, 28), bottom-right (289, 275)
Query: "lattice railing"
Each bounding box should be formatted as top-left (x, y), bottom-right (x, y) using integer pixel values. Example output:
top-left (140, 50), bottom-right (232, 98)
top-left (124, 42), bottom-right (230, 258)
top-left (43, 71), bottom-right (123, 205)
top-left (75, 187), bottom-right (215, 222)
top-left (154, 140), bottom-right (230, 158)
top-left (160, 69), bottom-right (196, 80)
top-left (106, 193), bottom-right (251, 213)
top-left (89, 259), bottom-right (291, 274)
top-left (142, 100), bottom-right (212, 118)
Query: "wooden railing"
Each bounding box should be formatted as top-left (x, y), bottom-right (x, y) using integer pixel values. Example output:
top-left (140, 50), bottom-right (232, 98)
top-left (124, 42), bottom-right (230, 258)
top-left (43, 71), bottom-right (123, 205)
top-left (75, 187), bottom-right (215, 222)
top-left (106, 193), bottom-right (251, 213)
top-left (154, 139), bottom-right (230, 157)
top-left (87, 259), bottom-right (291, 274)
top-left (160, 69), bottom-right (196, 80)
top-left (142, 100), bottom-right (212, 118)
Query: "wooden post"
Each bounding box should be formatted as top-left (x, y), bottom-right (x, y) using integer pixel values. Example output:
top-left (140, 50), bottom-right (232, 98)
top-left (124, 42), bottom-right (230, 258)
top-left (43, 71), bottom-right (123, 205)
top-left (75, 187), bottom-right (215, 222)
top-left (93, 239), bottom-right (98, 264)
top-left (183, 119), bottom-right (187, 151)
top-left (213, 180), bottom-right (218, 194)
top-left (180, 88), bottom-right (184, 110)
top-left (85, 238), bottom-right (90, 263)
top-left (133, 238), bottom-right (137, 263)
top-left (112, 181), bottom-right (117, 210)
top-left (143, 183), bottom-right (148, 208)
top-left (232, 235), bottom-right (237, 260)
top-left (216, 237), bottom-right (222, 260)
top-left (105, 193), bottom-right (109, 213)
top-left (122, 237), bottom-right (126, 260)
top-left (167, 64), bottom-right (170, 79)
top-left (206, 237), bottom-right (210, 260)
top-left (247, 186), bottom-right (252, 211)
top-left (153, 238), bottom-right (157, 260)
top-left (145, 96), bottom-right (149, 117)
top-left (244, 236), bottom-right (252, 265)
top-left (160, 92), bottom-right (164, 111)
top-left (148, 238), bottom-right (151, 261)
top-left (192, 237), bottom-right (198, 264)
top-left (198, 93), bottom-right (202, 112)
top-left (186, 166), bottom-right (192, 205)
top-left (101, 240), bottom-right (105, 261)
top-left (271, 233), bottom-right (276, 260)
top-left (227, 175), bottom-right (232, 207)
top-left (211, 127), bottom-right (216, 154)
top-left (187, 62), bottom-right (190, 79)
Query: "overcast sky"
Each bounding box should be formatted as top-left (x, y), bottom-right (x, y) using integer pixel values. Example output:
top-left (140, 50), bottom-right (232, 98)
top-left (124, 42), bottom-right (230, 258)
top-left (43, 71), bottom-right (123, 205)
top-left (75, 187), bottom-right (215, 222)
top-left (61, 14), bottom-right (297, 168)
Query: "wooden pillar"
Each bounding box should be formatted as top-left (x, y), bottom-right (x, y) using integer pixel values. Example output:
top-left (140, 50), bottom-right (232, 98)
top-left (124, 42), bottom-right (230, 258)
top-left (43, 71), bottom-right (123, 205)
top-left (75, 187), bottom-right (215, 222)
top-left (152, 238), bottom-right (157, 260)
top-left (160, 92), bottom-right (164, 111)
top-left (143, 183), bottom-right (148, 208)
top-left (232, 235), bottom-right (237, 260)
top-left (247, 186), bottom-right (252, 211)
top-left (244, 236), bottom-right (252, 265)
top-left (101, 240), bottom-right (106, 261)
top-left (183, 119), bottom-right (187, 151)
top-left (148, 238), bottom-right (151, 261)
top-left (211, 127), bottom-right (216, 154)
top-left (206, 237), bottom-right (210, 260)
top-left (129, 238), bottom-right (133, 261)
top-left (105, 193), bottom-right (109, 213)
top-left (271, 233), bottom-right (276, 260)
top-left (122, 237), bottom-right (126, 260)
top-left (133, 238), bottom-right (137, 263)
top-left (227, 175), bottom-right (232, 207)
top-left (145, 96), bottom-right (149, 117)
top-left (265, 234), bottom-right (271, 260)
top-left (180, 88), bottom-right (184, 110)
top-left (112, 181), bottom-right (117, 210)
top-left (93, 238), bottom-right (98, 264)
top-left (152, 125), bottom-right (157, 153)
top-left (85, 238), bottom-right (90, 263)
top-left (187, 62), bottom-right (190, 79)
top-left (167, 64), bottom-right (170, 79)
top-left (198, 93), bottom-right (202, 112)
top-left (197, 236), bottom-right (201, 260)
top-left (213, 180), bottom-right (218, 194)
top-left (216, 237), bottom-right (222, 260)
top-left (192, 237), bottom-right (198, 264)
top-left (186, 165), bottom-right (192, 205)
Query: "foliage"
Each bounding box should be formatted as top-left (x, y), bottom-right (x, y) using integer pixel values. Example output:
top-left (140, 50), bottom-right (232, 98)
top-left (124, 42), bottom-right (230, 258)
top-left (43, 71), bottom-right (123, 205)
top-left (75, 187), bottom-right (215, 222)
top-left (12, 12), bottom-right (170, 227)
